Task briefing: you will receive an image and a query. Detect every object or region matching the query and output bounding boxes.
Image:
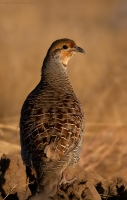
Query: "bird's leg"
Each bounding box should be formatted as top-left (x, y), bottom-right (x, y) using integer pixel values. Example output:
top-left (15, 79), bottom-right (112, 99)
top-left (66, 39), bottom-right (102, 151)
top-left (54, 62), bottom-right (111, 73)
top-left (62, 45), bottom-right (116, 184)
top-left (59, 170), bottom-right (77, 185)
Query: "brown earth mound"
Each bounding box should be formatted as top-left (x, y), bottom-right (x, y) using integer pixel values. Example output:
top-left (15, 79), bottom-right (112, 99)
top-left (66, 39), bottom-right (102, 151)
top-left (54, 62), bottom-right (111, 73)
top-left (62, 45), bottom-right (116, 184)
top-left (0, 154), bottom-right (127, 200)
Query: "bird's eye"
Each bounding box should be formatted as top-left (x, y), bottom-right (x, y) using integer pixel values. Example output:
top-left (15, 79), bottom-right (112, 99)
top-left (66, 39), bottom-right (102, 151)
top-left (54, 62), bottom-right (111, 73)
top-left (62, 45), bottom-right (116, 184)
top-left (63, 45), bottom-right (68, 49)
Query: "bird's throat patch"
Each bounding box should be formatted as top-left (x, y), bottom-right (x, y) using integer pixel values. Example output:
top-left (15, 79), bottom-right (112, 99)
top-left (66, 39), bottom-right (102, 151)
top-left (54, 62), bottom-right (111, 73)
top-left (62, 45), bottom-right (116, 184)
top-left (61, 51), bottom-right (74, 66)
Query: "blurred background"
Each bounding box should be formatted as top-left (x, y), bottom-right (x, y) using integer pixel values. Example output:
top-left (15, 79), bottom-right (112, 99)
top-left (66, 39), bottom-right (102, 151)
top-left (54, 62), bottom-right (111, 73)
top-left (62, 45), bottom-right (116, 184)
top-left (0, 0), bottom-right (127, 180)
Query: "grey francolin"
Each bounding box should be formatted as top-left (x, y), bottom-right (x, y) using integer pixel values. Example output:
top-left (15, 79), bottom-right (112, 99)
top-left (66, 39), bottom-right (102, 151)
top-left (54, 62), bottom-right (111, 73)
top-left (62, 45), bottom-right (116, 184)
top-left (20, 38), bottom-right (85, 198)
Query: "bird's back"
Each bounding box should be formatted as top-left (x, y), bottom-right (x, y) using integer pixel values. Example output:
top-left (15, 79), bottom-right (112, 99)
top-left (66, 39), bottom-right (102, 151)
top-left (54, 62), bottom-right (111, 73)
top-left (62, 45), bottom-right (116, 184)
top-left (20, 79), bottom-right (84, 163)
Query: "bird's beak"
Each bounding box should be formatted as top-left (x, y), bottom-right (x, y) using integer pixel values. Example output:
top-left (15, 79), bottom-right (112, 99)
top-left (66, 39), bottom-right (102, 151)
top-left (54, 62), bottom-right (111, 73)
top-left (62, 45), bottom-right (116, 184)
top-left (75, 46), bottom-right (85, 54)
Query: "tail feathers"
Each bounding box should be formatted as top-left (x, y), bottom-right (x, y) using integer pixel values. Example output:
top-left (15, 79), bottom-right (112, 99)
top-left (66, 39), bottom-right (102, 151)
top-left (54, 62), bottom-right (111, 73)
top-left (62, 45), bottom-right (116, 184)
top-left (38, 172), bottom-right (60, 197)
top-left (27, 184), bottom-right (57, 200)
top-left (39, 184), bottom-right (57, 198)
top-left (28, 194), bottom-right (51, 200)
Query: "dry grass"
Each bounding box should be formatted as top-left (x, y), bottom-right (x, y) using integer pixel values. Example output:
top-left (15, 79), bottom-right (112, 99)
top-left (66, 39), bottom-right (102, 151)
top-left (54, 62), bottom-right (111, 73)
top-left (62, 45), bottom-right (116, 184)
top-left (80, 125), bottom-right (127, 180)
top-left (0, 0), bottom-right (127, 179)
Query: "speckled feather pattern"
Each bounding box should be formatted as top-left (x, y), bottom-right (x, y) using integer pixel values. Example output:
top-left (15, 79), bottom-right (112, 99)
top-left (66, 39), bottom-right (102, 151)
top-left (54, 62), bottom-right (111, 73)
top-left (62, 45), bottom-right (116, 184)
top-left (20, 38), bottom-right (85, 196)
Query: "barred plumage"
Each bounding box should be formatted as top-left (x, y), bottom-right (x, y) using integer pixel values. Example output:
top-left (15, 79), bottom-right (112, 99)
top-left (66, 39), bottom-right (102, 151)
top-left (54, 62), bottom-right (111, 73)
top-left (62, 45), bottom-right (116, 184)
top-left (20, 38), bottom-right (85, 197)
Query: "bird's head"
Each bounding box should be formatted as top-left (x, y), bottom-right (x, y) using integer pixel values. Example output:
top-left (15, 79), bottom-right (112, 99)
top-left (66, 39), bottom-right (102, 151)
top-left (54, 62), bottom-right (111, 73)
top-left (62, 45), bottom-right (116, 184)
top-left (47, 38), bottom-right (85, 67)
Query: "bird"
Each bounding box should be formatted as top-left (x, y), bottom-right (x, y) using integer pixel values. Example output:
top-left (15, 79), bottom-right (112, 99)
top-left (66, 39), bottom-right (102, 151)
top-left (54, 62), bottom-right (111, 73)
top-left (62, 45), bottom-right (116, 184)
top-left (20, 38), bottom-right (85, 198)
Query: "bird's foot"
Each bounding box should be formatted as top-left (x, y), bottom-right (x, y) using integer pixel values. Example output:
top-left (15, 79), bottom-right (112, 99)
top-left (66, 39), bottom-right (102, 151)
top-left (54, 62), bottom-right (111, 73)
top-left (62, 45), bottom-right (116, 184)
top-left (59, 171), bottom-right (77, 185)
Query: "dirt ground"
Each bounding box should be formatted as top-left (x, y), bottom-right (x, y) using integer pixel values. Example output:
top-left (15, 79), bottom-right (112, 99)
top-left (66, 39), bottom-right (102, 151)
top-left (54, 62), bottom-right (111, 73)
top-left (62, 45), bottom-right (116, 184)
top-left (0, 154), bottom-right (127, 200)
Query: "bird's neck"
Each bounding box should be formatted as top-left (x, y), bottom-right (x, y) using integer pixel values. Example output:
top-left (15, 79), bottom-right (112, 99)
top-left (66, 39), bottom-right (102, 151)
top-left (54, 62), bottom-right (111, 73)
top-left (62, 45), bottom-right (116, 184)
top-left (41, 56), bottom-right (74, 94)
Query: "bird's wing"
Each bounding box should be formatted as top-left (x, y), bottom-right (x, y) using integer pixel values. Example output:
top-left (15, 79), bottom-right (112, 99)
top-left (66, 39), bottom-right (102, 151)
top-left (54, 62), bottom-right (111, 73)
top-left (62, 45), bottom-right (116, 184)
top-left (20, 94), bottom-right (84, 161)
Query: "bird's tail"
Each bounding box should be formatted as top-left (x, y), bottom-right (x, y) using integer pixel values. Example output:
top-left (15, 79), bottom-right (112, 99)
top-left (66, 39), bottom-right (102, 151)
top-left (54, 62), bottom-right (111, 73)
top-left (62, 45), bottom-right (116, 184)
top-left (38, 170), bottom-right (61, 197)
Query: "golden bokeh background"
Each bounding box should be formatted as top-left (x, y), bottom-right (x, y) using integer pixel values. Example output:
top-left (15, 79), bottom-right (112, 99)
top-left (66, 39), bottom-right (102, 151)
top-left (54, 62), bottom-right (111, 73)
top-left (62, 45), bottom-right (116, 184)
top-left (0, 0), bottom-right (127, 179)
